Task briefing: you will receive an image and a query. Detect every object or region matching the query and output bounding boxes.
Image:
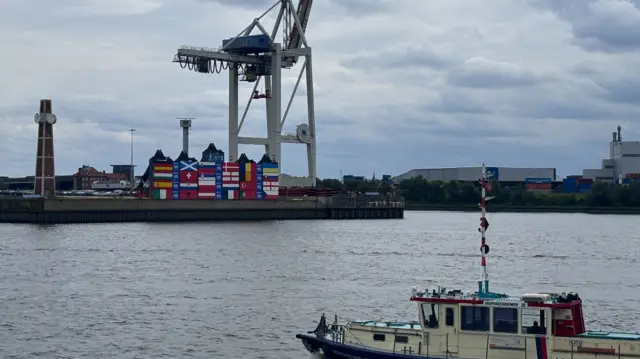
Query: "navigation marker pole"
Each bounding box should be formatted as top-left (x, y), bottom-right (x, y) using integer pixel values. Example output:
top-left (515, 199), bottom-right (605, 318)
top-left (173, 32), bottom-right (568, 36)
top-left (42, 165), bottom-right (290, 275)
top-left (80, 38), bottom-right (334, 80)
top-left (479, 163), bottom-right (494, 294)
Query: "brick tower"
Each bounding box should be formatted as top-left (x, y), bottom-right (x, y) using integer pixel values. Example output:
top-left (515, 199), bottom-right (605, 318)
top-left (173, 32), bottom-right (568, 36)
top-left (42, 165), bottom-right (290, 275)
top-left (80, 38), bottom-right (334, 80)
top-left (34, 99), bottom-right (57, 197)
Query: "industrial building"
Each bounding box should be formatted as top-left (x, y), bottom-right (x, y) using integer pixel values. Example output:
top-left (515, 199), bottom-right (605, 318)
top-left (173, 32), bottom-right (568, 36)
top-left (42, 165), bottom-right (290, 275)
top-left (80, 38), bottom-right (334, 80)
top-left (393, 166), bottom-right (557, 184)
top-left (1, 175), bottom-right (75, 191)
top-left (582, 126), bottom-right (640, 181)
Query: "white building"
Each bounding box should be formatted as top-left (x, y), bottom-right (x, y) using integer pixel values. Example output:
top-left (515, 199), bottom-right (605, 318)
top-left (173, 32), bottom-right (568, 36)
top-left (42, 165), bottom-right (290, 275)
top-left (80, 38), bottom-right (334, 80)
top-left (582, 126), bottom-right (640, 181)
top-left (393, 166), bottom-right (556, 183)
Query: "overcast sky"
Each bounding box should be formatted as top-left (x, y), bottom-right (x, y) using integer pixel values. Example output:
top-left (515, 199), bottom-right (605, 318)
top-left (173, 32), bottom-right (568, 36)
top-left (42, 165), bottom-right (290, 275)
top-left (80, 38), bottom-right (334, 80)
top-left (1, 0), bottom-right (639, 179)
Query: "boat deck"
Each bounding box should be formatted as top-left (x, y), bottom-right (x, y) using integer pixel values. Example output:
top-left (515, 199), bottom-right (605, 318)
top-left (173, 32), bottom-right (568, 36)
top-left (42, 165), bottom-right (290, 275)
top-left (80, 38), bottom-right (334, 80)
top-left (579, 331), bottom-right (640, 341)
top-left (349, 320), bottom-right (421, 330)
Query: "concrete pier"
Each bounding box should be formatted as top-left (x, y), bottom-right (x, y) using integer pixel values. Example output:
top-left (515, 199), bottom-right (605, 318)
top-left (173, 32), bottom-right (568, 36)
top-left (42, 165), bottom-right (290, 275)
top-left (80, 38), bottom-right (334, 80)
top-left (0, 195), bottom-right (404, 224)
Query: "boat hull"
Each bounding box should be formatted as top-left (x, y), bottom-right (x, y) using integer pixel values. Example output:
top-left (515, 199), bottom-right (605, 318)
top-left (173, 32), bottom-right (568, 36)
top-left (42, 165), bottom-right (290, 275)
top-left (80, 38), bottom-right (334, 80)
top-left (296, 334), bottom-right (436, 359)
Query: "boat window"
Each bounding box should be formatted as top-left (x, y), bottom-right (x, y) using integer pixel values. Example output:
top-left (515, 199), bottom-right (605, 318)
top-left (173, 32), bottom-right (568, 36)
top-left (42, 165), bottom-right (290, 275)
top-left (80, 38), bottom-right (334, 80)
top-left (461, 306), bottom-right (489, 331)
top-left (521, 308), bottom-right (547, 335)
top-left (422, 303), bottom-right (439, 328)
top-left (445, 308), bottom-right (454, 326)
top-left (493, 307), bottom-right (518, 333)
top-left (373, 333), bottom-right (385, 341)
top-left (395, 335), bottom-right (409, 343)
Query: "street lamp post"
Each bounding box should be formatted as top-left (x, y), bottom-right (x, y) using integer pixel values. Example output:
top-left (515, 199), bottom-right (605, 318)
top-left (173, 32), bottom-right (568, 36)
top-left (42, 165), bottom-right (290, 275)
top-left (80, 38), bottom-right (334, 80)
top-left (130, 129), bottom-right (136, 191)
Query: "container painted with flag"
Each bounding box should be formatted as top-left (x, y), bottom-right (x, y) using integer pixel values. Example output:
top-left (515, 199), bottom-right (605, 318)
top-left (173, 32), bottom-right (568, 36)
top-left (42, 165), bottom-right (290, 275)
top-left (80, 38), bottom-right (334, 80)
top-left (198, 161), bottom-right (221, 199)
top-left (239, 162), bottom-right (258, 200)
top-left (171, 161), bottom-right (180, 199)
top-left (260, 163), bottom-right (279, 200)
top-left (178, 160), bottom-right (199, 199)
top-left (222, 162), bottom-right (240, 199)
top-left (152, 162), bottom-right (173, 200)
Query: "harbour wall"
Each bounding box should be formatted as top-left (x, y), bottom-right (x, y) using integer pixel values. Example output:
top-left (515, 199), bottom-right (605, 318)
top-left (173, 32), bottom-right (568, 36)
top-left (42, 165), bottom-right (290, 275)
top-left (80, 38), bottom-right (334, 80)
top-left (0, 195), bottom-right (404, 224)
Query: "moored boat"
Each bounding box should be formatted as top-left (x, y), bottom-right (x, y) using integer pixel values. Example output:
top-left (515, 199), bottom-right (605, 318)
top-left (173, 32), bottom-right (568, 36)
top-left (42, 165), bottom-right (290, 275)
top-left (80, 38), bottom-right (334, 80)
top-left (296, 164), bottom-right (640, 359)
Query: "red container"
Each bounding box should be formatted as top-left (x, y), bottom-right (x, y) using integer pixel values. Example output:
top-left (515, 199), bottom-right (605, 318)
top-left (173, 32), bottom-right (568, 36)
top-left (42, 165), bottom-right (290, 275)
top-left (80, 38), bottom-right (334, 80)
top-left (179, 189), bottom-right (198, 199)
top-left (526, 183), bottom-right (552, 190)
top-left (242, 190), bottom-right (257, 200)
top-left (578, 178), bottom-right (594, 184)
top-left (626, 173), bottom-right (640, 179)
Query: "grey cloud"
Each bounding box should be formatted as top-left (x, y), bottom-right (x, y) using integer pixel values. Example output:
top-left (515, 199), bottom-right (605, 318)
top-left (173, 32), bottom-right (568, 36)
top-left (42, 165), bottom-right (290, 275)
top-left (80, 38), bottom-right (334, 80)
top-left (569, 61), bottom-right (640, 106)
top-left (340, 45), bottom-right (455, 70)
top-left (594, 76), bottom-right (640, 106)
top-left (446, 57), bottom-right (547, 89)
top-left (197, 0), bottom-right (390, 14)
top-left (531, 0), bottom-right (640, 53)
top-left (425, 91), bottom-right (491, 115)
top-left (329, 0), bottom-right (391, 15)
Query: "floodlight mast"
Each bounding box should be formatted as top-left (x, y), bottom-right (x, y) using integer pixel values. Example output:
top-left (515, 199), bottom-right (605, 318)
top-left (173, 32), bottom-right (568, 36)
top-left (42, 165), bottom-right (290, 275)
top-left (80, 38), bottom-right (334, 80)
top-left (172, 0), bottom-right (316, 186)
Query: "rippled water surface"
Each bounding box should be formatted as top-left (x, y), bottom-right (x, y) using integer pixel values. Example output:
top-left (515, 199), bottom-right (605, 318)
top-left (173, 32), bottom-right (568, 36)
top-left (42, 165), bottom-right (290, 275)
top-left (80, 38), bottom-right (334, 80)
top-left (0, 212), bottom-right (638, 358)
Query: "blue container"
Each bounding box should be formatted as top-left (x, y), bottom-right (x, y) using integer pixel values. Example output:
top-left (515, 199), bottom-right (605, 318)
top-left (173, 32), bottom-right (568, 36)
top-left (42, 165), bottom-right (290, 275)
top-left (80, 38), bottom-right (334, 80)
top-left (222, 35), bottom-right (271, 55)
top-left (562, 180), bottom-right (578, 193)
top-left (486, 167), bottom-right (499, 181)
top-left (578, 182), bottom-right (591, 193)
top-left (526, 178), bottom-right (552, 184)
top-left (353, 176), bottom-right (365, 181)
top-left (563, 178), bottom-right (577, 193)
top-left (622, 178), bottom-right (631, 184)
top-left (172, 161), bottom-right (181, 199)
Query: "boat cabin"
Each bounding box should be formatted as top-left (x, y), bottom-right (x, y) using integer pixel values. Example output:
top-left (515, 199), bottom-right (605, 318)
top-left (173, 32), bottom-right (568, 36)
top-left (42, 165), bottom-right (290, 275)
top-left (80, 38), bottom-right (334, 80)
top-left (411, 287), bottom-right (585, 338)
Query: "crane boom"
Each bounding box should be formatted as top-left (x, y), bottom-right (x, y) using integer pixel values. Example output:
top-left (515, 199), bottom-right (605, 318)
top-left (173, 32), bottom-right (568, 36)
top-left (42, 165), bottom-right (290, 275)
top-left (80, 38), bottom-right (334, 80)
top-left (286, 0), bottom-right (312, 63)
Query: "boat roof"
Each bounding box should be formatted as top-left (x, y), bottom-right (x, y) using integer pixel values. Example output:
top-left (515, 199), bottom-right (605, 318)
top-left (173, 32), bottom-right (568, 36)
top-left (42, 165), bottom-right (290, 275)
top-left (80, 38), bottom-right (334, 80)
top-left (410, 288), bottom-right (581, 308)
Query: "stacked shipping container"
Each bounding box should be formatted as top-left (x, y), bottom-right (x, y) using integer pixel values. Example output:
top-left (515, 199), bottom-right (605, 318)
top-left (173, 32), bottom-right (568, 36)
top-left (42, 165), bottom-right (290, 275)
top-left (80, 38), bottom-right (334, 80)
top-left (198, 144), bottom-right (225, 199)
top-left (578, 178), bottom-right (593, 192)
top-left (525, 178), bottom-right (552, 191)
top-left (221, 162), bottom-right (240, 199)
top-left (198, 161), bottom-right (222, 199)
top-left (144, 145), bottom-right (281, 200)
top-left (178, 160), bottom-right (199, 199)
top-left (260, 162), bottom-right (279, 200)
top-left (562, 178), bottom-right (578, 193)
top-left (562, 176), bottom-right (592, 193)
top-left (152, 162), bottom-right (173, 199)
top-left (239, 162), bottom-right (258, 200)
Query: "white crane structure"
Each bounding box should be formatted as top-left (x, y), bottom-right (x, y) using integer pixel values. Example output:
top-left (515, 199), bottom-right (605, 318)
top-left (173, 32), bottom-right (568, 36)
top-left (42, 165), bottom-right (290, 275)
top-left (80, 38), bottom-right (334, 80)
top-left (173, 0), bottom-right (316, 186)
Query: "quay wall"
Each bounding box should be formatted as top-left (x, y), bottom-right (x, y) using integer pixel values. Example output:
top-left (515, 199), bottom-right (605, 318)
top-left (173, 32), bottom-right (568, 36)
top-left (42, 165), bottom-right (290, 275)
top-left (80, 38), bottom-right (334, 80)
top-left (0, 196), bottom-right (404, 224)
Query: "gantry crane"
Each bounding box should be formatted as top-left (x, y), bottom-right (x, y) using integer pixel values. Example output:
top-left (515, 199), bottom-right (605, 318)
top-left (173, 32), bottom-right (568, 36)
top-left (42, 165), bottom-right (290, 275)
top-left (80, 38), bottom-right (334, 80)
top-left (173, 0), bottom-right (316, 186)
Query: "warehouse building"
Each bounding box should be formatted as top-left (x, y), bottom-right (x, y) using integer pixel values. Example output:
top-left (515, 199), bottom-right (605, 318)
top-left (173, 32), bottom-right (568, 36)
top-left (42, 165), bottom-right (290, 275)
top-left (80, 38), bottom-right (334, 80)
top-left (393, 166), bottom-right (557, 184)
top-left (582, 126), bottom-right (640, 181)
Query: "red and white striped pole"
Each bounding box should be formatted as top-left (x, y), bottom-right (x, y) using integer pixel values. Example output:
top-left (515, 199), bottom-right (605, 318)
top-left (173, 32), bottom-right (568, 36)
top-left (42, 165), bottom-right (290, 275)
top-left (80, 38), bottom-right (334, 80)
top-left (479, 163), bottom-right (490, 294)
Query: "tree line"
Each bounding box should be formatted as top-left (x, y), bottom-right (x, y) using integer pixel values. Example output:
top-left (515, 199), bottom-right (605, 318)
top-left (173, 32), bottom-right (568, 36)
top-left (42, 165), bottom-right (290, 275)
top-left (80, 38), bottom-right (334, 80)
top-left (316, 177), bottom-right (640, 207)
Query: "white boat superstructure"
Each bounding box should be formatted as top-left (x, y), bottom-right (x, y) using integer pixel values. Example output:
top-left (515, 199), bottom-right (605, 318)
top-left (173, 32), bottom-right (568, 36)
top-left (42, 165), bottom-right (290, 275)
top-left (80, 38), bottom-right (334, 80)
top-left (297, 164), bottom-right (640, 359)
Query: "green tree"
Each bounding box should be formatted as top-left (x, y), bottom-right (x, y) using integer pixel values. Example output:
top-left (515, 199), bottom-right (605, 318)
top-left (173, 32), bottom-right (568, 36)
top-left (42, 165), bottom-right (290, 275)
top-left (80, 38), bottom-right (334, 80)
top-left (586, 182), bottom-right (612, 206)
top-left (318, 175), bottom-right (640, 208)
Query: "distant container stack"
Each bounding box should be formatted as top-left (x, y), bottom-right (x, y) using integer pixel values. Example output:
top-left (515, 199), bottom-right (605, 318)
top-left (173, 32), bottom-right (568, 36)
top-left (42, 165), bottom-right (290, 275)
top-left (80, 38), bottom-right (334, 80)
top-left (525, 178), bottom-right (552, 191)
top-left (578, 178), bottom-right (593, 193)
top-left (562, 176), bottom-right (593, 193)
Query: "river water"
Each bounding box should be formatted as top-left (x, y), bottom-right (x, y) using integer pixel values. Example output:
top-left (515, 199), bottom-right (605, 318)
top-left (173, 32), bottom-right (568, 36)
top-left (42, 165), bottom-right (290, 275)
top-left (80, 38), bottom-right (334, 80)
top-left (0, 212), bottom-right (638, 358)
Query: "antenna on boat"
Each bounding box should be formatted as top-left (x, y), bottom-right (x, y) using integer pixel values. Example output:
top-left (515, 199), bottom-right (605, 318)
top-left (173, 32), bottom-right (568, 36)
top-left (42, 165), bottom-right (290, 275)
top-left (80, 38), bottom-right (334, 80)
top-left (479, 163), bottom-right (494, 295)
